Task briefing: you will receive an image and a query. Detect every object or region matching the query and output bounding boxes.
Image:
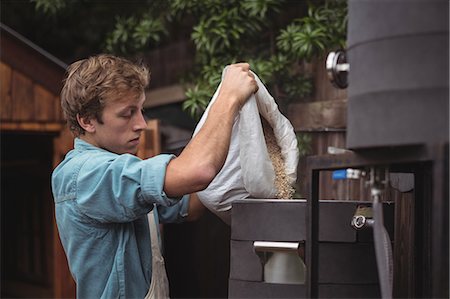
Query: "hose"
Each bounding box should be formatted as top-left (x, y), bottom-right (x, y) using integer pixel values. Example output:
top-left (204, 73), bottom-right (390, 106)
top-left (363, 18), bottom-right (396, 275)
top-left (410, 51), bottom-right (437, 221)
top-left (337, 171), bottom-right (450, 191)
top-left (372, 188), bottom-right (394, 299)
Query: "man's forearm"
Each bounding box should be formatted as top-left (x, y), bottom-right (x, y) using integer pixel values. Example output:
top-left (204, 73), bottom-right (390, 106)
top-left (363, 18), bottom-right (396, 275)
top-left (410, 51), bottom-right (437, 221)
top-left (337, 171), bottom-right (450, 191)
top-left (163, 94), bottom-right (240, 197)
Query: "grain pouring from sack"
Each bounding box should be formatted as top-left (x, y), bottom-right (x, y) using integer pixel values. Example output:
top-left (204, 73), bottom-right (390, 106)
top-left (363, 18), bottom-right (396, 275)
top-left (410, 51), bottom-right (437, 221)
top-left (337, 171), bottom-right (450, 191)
top-left (261, 117), bottom-right (295, 199)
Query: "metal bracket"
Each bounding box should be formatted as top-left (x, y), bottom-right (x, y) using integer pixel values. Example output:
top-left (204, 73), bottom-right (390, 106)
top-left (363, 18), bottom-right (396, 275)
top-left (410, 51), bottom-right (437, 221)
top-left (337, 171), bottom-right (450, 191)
top-left (351, 205), bottom-right (375, 230)
top-left (326, 50), bottom-right (349, 89)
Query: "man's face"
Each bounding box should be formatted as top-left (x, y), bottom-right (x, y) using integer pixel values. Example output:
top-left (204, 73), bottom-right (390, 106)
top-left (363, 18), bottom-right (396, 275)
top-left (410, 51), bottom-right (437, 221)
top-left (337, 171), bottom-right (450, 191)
top-left (89, 92), bottom-right (147, 155)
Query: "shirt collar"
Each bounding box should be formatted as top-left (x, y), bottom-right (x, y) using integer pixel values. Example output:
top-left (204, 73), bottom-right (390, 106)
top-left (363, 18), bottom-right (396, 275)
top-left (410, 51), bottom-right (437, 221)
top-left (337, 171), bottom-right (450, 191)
top-left (74, 138), bottom-right (125, 157)
top-left (74, 138), bottom-right (103, 152)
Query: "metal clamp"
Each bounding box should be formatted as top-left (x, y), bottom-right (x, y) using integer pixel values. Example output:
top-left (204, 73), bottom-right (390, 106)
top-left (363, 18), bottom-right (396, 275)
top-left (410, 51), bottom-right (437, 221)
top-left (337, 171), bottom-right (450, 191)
top-left (351, 214), bottom-right (375, 230)
top-left (351, 205), bottom-right (374, 230)
top-left (326, 50), bottom-right (349, 89)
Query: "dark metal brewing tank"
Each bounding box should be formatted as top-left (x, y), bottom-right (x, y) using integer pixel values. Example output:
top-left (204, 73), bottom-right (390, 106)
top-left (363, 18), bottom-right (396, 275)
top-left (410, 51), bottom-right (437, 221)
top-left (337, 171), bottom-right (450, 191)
top-left (346, 0), bottom-right (449, 149)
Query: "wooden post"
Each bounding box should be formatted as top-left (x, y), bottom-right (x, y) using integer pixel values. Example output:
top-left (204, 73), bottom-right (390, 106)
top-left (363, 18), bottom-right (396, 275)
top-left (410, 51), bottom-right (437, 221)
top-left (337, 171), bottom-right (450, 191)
top-left (52, 127), bottom-right (76, 299)
top-left (136, 119), bottom-right (161, 159)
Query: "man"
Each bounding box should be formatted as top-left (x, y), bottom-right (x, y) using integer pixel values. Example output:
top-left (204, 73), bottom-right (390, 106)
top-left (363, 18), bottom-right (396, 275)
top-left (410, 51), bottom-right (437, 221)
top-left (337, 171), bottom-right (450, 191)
top-left (52, 54), bottom-right (257, 298)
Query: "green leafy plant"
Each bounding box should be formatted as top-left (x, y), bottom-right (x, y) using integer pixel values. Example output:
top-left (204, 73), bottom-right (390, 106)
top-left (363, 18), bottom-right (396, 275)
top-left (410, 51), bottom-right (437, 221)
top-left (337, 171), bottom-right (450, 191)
top-left (105, 14), bottom-right (167, 55)
top-left (178, 0), bottom-right (347, 120)
top-left (32, 0), bottom-right (66, 14)
top-left (31, 0), bottom-right (347, 120)
top-left (277, 0), bottom-right (347, 61)
top-left (296, 132), bottom-right (312, 158)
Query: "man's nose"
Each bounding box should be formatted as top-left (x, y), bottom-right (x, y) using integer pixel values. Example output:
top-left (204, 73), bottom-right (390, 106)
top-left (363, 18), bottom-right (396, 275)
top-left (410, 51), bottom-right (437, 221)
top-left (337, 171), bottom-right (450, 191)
top-left (134, 111), bottom-right (148, 131)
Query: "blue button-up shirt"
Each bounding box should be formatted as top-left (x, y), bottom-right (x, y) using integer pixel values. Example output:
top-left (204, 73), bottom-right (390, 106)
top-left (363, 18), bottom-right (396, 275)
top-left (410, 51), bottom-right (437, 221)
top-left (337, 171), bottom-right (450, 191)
top-left (52, 138), bottom-right (189, 298)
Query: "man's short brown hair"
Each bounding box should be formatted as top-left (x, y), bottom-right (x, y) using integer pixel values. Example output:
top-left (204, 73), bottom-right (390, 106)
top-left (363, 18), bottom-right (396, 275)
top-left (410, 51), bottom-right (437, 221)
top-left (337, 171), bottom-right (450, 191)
top-left (61, 54), bottom-right (150, 136)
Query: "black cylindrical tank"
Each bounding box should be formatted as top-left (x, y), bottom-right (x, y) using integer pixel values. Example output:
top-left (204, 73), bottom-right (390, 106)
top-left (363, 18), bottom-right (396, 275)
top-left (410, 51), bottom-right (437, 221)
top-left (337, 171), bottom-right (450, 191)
top-left (346, 0), bottom-right (449, 149)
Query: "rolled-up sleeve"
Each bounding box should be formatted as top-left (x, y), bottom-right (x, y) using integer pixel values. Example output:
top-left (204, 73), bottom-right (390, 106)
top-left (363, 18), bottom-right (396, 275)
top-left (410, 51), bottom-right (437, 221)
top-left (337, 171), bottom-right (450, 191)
top-left (157, 194), bottom-right (190, 223)
top-left (76, 152), bottom-right (182, 223)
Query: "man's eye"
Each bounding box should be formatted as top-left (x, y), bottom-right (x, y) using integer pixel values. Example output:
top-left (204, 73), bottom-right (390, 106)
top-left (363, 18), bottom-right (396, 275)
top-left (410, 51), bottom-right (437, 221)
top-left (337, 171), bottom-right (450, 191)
top-left (121, 111), bottom-right (132, 118)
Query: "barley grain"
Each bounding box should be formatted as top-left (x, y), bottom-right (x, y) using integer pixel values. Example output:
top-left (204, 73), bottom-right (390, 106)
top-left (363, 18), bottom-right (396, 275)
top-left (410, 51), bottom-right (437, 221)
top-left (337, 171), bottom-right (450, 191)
top-left (261, 117), bottom-right (295, 199)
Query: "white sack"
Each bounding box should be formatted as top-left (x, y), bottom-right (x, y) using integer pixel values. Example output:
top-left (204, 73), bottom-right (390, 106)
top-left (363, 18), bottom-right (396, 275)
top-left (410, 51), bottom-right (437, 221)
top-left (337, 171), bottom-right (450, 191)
top-left (192, 67), bottom-right (299, 225)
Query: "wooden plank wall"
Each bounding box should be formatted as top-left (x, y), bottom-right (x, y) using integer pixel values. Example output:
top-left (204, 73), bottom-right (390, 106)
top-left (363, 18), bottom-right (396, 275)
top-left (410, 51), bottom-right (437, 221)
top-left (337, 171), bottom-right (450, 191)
top-left (288, 56), bottom-right (347, 131)
top-left (287, 56), bottom-right (348, 198)
top-left (144, 39), bottom-right (195, 89)
top-left (0, 61), bottom-right (62, 124)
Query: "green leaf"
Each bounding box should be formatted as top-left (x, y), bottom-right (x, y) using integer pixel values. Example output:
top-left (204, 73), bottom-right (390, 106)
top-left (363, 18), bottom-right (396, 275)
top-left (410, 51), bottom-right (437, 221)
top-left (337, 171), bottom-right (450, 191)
top-left (32, 0), bottom-right (66, 14)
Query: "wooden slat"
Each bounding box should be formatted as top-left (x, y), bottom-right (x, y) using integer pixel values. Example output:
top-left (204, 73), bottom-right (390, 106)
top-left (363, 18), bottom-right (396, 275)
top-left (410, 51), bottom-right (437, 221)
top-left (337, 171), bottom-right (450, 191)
top-left (42, 182), bottom-right (54, 285)
top-left (288, 99), bottom-right (347, 131)
top-left (54, 95), bottom-right (63, 121)
top-left (144, 84), bottom-right (187, 108)
top-left (137, 119), bottom-right (161, 159)
top-left (52, 126), bottom-right (74, 167)
top-left (1, 26), bottom-right (66, 95)
top-left (145, 39), bottom-right (194, 89)
top-left (312, 56), bottom-right (348, 102)
top-left (34, 84), bottom-right (57, 121)
top-left (393, 191), bottom-right (415, 298)
top-left (11, 70), bottom-right (34, 121)
top-left (2, 280), bottom-right (52, 298)
top-left (296, 131), bottom-right (347, 198)
top-left (52, 127), bottom-right (75, 298)
top-left (0, 62), bottom-right (13, 120)
top-left (146, 119), bottom-right (161, 156)
top-left (0, 122), bottom-right (63, 132)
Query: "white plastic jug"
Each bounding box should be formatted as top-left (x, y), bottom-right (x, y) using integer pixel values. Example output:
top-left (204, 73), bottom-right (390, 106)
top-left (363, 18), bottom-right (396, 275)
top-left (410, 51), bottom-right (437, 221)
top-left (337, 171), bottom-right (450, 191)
top-left (264, 251), bottom-right (306, 285)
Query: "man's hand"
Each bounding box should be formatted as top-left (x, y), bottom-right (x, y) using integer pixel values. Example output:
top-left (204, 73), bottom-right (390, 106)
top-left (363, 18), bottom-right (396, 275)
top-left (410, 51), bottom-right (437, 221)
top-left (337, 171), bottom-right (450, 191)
top-left (186, 193), bottom-right (206, 221)
top-left (218, 63), bottom-right (258, 110)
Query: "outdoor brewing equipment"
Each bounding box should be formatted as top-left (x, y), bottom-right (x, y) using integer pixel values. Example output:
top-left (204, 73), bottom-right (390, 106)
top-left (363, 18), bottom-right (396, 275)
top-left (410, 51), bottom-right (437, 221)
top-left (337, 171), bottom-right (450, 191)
top-left (229, 0), bottom-right (448, 298)
top-left (306, 0), bottom-right (448, 298)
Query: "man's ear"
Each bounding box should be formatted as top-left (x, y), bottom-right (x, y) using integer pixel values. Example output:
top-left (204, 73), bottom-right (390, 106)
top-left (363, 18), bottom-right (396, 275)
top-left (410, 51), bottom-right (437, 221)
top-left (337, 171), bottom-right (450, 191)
top-left (76, 114), bottom-right (96, 133)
